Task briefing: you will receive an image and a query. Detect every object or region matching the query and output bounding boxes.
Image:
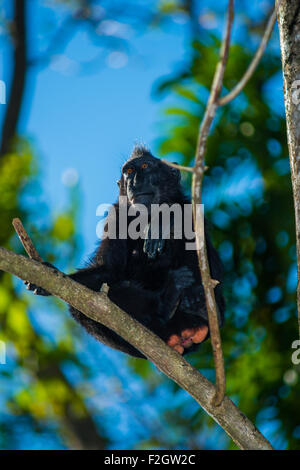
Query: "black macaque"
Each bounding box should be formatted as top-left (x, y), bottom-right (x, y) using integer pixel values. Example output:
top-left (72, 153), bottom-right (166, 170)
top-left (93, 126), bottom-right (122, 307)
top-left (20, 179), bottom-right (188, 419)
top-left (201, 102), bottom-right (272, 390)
top-left (25, 146), bottom-right (225, 359)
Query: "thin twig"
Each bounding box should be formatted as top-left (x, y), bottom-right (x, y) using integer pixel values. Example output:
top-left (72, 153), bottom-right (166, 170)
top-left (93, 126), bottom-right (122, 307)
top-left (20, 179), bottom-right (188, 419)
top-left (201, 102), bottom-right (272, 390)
top-left (12, 218), bottom-right (43, 262)
top-left (162, 160), bottom-right (209, 173)
top-left (162, 160), bottom-right (195, 173)
top-left (218, 7), bottom-right (277, 106)
top-left (192, 0), bottom-right (234, 406)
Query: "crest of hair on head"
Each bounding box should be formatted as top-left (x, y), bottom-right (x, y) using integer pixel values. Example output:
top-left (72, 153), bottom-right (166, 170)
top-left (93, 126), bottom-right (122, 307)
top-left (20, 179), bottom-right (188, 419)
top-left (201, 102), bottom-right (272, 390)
top-left (129, 144), bottom-right (155, 161)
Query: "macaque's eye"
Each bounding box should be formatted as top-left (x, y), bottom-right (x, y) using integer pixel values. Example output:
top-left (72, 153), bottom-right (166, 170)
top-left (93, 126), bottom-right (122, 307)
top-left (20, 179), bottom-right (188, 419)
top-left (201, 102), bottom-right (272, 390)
top-left (141, 163), bottom-right (148, 169)
top-left (127, 168), bottom-right (134, 174)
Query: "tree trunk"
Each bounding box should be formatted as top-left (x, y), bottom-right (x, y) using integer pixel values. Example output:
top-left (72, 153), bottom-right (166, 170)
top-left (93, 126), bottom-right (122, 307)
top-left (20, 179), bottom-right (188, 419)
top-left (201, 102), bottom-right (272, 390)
top-left (0, 0), bottom-right (27, 157)
top-left (277, 0), bottom-right (300, 337)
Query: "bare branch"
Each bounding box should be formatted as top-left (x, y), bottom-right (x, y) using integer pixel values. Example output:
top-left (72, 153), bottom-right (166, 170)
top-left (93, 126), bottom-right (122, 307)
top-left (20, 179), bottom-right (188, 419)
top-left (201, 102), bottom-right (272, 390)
top-left (0, 245), bottom-right (273, 450)
top-left (162, 160), bottom-right (195, 173)
top-left (218, 7), bottom-right (277, 106)
top-left (12, 218), bottom-right (43, 262)
top-left (162, 160), bottom-right (209, 174)
top-left (192, 0), bottom-right (234, 406)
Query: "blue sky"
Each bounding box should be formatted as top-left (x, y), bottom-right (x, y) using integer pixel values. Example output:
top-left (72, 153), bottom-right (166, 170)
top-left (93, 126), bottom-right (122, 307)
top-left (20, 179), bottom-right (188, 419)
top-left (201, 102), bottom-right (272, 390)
top-left (3, 1), bottom-right (192, 257)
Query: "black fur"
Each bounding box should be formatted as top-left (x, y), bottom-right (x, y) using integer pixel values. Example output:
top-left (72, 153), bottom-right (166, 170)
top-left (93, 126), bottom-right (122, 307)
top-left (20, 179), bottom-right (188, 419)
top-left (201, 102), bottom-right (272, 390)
top-left (26, 146), bottom-right (225, 359)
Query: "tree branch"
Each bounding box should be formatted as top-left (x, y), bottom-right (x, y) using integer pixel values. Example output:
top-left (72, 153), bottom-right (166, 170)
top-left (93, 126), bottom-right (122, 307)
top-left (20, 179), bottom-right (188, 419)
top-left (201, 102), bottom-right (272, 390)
top-left (0, 245), bottom-right (273, 450)
top-left (161, 160), bottom-right (195, 173)
top-left (162, 160), bottom-right (209, 174)
top-left (192, 0), bottom-right (234, 406)
top-left (12, 218), bottom-right (43, 261)
top-left (218, 7), bottom-right (277, 106)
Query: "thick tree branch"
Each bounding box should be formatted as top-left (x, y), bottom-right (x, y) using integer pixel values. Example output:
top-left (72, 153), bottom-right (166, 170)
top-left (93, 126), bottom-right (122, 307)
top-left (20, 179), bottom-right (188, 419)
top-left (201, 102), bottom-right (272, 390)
top-left (277, 0), bottom-right (300, 338)
top-left (0, 246), bottom-right (273, 450)
top-left (192, 0), bottom-right (234, 406)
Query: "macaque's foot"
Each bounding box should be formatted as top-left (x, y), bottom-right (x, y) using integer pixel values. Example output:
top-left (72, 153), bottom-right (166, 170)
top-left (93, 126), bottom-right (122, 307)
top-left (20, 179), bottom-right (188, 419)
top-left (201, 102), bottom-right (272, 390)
top-left (24, 281), bottom-right (50, 296)
top-left (167, 325), bottom-right (209, 354)
top-left (23, 262), bottom-right (54, 296)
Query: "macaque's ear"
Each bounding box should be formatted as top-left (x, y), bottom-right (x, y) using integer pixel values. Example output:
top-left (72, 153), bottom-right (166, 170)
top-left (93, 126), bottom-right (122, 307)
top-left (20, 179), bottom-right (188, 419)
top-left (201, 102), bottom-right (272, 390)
top-left (117, 179), bottom-right (121, 188)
